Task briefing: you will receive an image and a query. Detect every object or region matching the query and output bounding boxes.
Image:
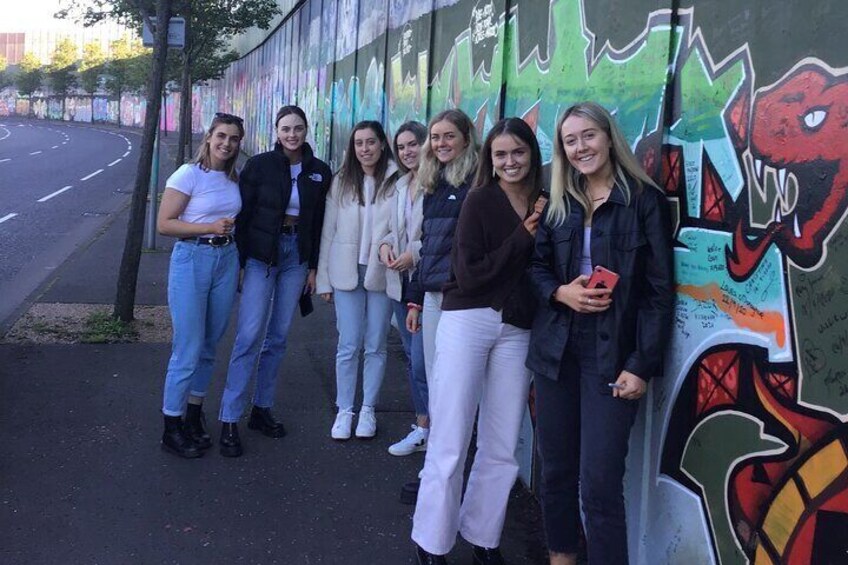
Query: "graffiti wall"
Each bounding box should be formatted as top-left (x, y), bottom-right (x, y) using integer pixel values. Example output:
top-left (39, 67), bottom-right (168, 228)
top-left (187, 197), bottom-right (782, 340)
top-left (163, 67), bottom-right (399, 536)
top-left (4, 2), bottom-right (847, 560)
top-left (194, 1), bottom-right (848, 563)
top-left (1, 91), bottom-right (182, 131)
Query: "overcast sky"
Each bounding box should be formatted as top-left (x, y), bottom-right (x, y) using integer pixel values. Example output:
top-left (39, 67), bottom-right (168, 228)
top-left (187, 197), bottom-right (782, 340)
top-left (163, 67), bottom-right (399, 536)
top-left (1, 0), bottom-right (69, 32)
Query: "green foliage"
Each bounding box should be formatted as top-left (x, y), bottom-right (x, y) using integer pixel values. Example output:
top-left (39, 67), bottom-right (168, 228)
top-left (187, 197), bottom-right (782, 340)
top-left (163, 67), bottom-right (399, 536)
top-left (185, 0), bottom-right (280, 84)
top-left (0, 54), bottom-right (12, 90)
top-left (17, 53), bottom-right (44, 96)
top-left (48, 37), bottom-right (79, 95)
top-left (79, 41), bottom-right (107, 94)
top-left (105, 35), bottom-right (151, 97)
top-left (81, 311), bottom-right (138, 343)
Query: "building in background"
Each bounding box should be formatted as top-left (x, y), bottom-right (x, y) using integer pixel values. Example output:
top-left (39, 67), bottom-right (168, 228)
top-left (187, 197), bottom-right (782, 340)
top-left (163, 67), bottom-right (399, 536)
top-left (0, 20), bottom-right (132, 66)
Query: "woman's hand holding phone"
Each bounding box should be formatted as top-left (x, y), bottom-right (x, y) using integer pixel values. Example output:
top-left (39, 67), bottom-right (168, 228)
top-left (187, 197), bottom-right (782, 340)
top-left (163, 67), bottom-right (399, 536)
top-left (553, 274), bottom-right (612, 313)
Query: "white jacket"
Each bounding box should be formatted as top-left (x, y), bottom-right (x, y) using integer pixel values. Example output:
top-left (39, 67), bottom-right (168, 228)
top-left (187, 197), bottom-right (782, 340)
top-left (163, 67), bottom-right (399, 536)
top-left (379, 172), bottom-right (423, 302)
top-left (316, 164), bottom-right (398, 294)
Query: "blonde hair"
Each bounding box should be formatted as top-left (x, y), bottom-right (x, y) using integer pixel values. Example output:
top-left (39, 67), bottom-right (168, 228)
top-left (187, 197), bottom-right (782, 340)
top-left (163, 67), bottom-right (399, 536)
top-left (418, 109), bottom-right (480, 193)
top-left (547, 102), bottom-right (659, 226)
top-left (194, 114), bottom-right (244, 182)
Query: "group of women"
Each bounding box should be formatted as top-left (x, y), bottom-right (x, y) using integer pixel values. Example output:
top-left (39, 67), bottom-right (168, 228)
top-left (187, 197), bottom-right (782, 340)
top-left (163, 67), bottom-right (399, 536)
top-left (156, 100), bottom-right (674, 565)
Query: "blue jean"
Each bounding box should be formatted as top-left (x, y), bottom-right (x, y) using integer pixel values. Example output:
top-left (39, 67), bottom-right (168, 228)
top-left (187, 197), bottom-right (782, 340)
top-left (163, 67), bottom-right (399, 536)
top-left (392, 299), bottom-right (428, 417)
top-left (219, 233), bottom-right (308, 422)
top-left (162, 240), bottom-right (239, 416)
top-left (534, 315), bottom-right (639, 563)
top-left (333, 265), bottom-right (393, 410)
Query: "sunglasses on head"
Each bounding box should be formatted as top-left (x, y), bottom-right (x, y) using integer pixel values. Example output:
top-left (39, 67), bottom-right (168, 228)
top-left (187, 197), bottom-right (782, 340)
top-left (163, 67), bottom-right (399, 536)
top-left (215, 112), bottom-right (244, 125)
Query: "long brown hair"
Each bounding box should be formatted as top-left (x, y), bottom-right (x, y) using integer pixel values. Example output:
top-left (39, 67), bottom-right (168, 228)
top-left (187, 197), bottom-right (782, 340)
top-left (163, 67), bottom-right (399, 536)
top-left (194, 113), bottom-right (244, 182)
top-left (336, 121), bottom-right (394, 205)
top-left (473, 117), bottom-right (543, 206)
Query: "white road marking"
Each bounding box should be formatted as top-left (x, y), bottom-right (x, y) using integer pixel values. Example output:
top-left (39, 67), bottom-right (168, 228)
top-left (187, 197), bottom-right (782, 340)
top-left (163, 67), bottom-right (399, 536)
top-left (80, 169), bottom-right (103, 181)
top-left (0, 213), bottom-right (18, 224)
top-left (0, 158), bottom-right (10, 163)
top-left (38, 185), bottom-right (74, 202)
top-left (122, 151), bottom-right (130, 157)
top-left (0, 127), bottom-right (10, 141)
top-left (52, 145), bottom-right (59, 149)
top-left (108, 158), bottom-right (122, 167)
top-left (29, 151), bottom-right (42, 155)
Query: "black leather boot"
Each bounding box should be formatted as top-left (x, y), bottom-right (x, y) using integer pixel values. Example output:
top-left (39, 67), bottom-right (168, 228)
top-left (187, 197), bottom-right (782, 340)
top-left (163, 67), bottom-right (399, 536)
top-left (247, 405), bottom-right (287, 438)
top-left (471, 545), bottom-right (505, 565)
top-left (415, 544), bottom-right (448, 564)
top-left (184, 403), bottom-right (212, 450)
top-left (219, 422), bottom-right (243, 457)
top-left (161, 415), bottom-right (203, 458)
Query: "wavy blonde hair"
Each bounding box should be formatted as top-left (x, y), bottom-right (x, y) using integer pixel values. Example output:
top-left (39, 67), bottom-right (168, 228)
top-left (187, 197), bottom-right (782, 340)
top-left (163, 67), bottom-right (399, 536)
top-left (194, 114), bottom-right (244, 182)
top-left (547, 102), bottom-right (659, 226)
top-left (418, 109), bottom-right (480, 194)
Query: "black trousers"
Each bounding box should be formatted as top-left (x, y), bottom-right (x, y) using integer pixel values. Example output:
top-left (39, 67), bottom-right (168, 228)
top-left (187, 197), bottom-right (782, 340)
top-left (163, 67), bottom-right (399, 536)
top-left (534, 315), bottom-right (638, 564)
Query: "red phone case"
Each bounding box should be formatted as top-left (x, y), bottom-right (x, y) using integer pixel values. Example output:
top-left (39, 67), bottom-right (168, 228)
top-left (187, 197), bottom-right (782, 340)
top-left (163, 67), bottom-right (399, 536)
top-left (588, 266), bottom-right (620, 291)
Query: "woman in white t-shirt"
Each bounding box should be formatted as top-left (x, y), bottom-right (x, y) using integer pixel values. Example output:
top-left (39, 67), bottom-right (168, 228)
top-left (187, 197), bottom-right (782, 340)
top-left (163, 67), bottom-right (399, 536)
top-left (316, 120), bottom-right (397, 441)
top-left (156, 112), bottom-right (244, 458)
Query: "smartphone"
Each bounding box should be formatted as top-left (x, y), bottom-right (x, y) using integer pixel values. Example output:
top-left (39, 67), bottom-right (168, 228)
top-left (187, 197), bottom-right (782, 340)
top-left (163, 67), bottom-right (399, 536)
top-left (587, 265), bottom-right (620, 291)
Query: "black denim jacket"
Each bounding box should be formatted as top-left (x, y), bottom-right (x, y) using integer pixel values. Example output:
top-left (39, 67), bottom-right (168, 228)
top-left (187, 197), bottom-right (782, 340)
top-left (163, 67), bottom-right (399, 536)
top-left (526, 180), bottom-right (674, 382)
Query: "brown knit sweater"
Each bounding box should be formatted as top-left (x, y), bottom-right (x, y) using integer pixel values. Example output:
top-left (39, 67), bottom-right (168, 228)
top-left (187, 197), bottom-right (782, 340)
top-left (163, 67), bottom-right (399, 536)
top-left (441, 181), bottom-right (537, 329)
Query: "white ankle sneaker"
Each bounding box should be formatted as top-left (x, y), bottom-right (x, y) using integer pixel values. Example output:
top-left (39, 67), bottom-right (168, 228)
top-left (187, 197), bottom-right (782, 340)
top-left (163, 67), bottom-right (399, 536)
top-left (355, 405), bottom-right (377, 439)
top-left (331, 409), bottom-right (354, 440)
top-left (388, 424), bottom-right (429, 456)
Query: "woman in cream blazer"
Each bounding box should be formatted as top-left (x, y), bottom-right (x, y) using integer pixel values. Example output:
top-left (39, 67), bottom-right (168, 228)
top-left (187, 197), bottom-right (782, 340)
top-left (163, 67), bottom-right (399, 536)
top-left (378, 121), bottom-right (429, 458)
top-left (317, 120), bottom-right (398, 441)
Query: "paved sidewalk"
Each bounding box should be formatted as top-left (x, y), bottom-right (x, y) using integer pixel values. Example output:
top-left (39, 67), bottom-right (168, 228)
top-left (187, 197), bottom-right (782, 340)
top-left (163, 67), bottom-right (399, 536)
top-left (0, 127), bottom-right (546, 564)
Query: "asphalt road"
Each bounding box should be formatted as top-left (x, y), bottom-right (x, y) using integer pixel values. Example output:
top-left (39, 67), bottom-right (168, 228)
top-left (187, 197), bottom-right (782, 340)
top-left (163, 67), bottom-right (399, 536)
top-left (0, 118), bottom-right (141, 330)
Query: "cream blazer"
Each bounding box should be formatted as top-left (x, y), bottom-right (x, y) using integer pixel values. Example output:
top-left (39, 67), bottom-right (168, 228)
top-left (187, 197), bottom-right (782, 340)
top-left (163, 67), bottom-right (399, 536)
top-left (379, 172), bottom-right (423, 302)
top-left (316, 163), bottom-right (398, 294)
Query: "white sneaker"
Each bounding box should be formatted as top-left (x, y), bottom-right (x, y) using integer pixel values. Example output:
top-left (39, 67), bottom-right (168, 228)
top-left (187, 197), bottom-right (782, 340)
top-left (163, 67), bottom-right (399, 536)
top-left (388, 424), bottom-right (429, 456)
top-left (331, 409), bottom-right (354, 440)
top-left (355, 405), bottom-right (377, 439)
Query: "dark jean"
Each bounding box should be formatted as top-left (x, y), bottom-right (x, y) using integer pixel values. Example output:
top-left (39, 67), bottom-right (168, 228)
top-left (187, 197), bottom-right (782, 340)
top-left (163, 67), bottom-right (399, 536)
top-left (534, 315), bottom-right (638, 564)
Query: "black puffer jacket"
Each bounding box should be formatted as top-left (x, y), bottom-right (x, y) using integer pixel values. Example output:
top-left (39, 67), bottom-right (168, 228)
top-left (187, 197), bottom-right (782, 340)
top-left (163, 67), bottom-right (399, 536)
top-left (235, 143), bottom-right (332, 269)
top-left (405, 174), bottom-right (472, 305)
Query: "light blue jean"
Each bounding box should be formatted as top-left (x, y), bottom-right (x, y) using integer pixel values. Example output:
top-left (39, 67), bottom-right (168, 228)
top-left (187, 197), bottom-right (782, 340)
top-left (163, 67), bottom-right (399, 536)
top-left (392, 299), bottom-right (428, 417)
top-left (333, 265), bottom-right (393, 411)
top-left (219, 233), bottom-right (308, 422)
top-left (162, 240), bottom-right (239, 416)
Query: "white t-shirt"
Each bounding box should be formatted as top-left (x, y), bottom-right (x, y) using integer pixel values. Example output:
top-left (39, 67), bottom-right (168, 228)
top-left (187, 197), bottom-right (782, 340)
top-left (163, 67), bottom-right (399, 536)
top-left (166, 163), bottom-right (242, 236)
top-left (285, 162), bottom-right (303, 217)
top-left (358, 175), bottom-right (376, 265)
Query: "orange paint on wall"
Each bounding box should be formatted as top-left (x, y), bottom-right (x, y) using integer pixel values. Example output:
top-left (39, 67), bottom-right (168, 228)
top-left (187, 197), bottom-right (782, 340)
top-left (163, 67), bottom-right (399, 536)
top-left (678, 283), bottom-right (786, 348)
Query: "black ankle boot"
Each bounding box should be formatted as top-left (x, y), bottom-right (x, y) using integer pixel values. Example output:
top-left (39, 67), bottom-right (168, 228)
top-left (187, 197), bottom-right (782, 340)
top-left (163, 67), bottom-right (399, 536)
top-left (471, 545), bottom-right (504, 565)
top-left (415, 544), bottom-right (448, 564)
top-left (219, 422), bottom-right (243, 457)
top-left (161, 415), bottom-right (203, 458)
top-left (184, 403), bottom-right (212, 450)
top-left (247, 405), bottom-right (287, 438)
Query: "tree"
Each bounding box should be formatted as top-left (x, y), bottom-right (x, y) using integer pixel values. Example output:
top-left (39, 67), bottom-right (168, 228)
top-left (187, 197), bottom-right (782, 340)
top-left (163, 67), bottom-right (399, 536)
top-left (105, 36), bottom-right (150, 101)
top-left (80, 41), bottom-right (106, 94)
top-left (48, 37), bottom-right (79, 95)
top-left (57, 0), bottom-right (176, 321)
top-left (17, 53), bottom-right (44, 97)
top-left (0, 55), bottom-right (12, 90)
top-left (172, 0), bottom-right (280, 167)
top-left (113, 0), bottom-right (175, 322)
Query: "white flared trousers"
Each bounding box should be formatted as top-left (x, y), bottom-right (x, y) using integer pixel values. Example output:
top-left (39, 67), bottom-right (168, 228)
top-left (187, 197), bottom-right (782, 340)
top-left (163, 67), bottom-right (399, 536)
top-left (412, 307), bottom-right (531, 555)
